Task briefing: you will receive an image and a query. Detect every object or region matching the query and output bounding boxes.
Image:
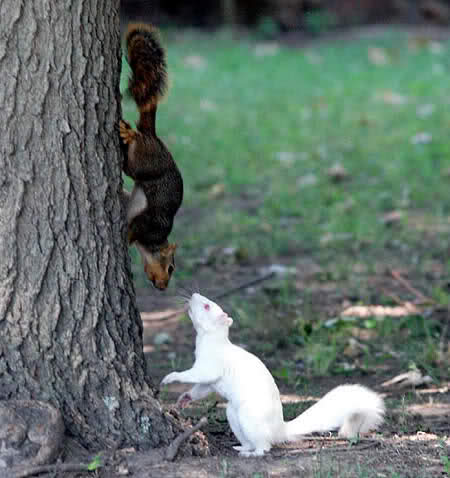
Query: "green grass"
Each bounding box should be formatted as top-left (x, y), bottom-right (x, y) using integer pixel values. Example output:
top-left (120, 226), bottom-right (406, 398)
top-left (122, 28), bottom-right (450, 268)
top-left (121, 28), bottom-right (450, 380)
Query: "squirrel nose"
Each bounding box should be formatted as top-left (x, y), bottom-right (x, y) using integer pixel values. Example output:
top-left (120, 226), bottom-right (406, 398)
top-left (153, 281), bottom-right (168, 291)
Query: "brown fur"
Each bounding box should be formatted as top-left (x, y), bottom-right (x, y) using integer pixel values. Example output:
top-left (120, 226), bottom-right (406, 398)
top-left (143, 243), bottom-right (177, 290)
top-left (120, 24), bottom-right (183, 290)
top-left (126, 23), bottom-right (167, 109)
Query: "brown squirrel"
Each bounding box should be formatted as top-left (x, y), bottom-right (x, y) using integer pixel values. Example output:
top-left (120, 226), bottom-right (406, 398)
top-left (120, 23), bottom-right (183, 291)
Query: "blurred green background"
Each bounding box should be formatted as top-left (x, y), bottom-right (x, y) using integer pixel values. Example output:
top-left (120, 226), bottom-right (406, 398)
top-left (121, 27), bottom-right (450, 381)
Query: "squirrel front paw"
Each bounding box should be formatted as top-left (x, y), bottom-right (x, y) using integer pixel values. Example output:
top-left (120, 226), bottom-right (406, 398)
top-left (160, 372), bottom-right (179, 387)
top-left (119, 120), bottom-right (136, 145)
top-left (176, 392), bottom-right (192, 408)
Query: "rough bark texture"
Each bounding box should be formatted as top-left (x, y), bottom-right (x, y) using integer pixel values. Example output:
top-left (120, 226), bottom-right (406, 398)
top-left (0, 0), bottom-right (175, 450)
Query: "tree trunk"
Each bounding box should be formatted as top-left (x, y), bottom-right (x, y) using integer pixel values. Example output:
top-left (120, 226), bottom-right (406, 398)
top-left (0, 0), bottom-right (175, 449)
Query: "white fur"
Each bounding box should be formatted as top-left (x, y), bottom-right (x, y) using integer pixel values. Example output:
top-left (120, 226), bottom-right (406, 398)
top-left (124, 185), bottom-right (148, 223)
top-left (161, 293), bottom-right (384, 457)
top-left (121, 187), bottom-right (150, 266)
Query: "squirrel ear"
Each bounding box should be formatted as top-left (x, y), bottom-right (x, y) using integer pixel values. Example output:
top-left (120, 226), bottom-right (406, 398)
top-left (219, 313), bottom-right (233, 327)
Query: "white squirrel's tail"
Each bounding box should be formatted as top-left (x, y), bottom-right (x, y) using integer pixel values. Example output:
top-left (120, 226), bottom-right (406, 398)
top-left (283, 384), bottom-right (384, 441)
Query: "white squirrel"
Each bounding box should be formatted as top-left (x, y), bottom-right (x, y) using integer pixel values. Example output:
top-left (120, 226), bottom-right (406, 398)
top-left (160, 293), bottom-right (384, 457)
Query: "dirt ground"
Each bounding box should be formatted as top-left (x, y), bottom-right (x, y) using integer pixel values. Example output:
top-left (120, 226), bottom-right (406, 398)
top-left (125, 252), bottom-right (450, 478)
top-left (13, 229), bottom-right (449, 478)
top-left (14, 254), bottom-right (448, 478)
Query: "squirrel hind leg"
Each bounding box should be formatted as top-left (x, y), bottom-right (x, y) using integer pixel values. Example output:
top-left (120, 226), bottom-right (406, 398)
top-left (228, 405), bottom-right (272, 456)
top-left (119, 120), bottom-right (137, 145)
top-left (226, 405), bottom-right (254, 452)
top-left (239, 448), bottom-right (269, 457)
top-left (338, 412), bottom-right (366, 438)
top-left (232, 445), bottom-right (253, 452)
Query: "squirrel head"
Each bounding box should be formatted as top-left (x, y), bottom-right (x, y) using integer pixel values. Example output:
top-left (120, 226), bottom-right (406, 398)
top-left (138, 242), bottom-right (177, 290)
top-left (188, 293), bottom-right (233, 334)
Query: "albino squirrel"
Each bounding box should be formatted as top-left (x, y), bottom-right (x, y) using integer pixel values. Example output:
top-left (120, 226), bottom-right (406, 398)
top-left (120, 24), bottom-right (183, 290)
top-left (161, 293), bottom-right (385, 457)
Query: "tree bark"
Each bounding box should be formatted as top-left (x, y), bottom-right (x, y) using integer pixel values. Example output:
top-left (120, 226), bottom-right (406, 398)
top-left (0, 0), bottom-right (175, 449)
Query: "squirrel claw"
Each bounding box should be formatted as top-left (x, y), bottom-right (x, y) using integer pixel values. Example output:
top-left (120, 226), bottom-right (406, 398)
top-left (176, 393), bottom-right (192, 408)
top-left (119, 120), bottom-right (136, 145)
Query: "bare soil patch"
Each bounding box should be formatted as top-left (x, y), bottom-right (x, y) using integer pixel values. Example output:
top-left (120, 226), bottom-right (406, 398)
top-left (129, 253), bottom-right (450, 478)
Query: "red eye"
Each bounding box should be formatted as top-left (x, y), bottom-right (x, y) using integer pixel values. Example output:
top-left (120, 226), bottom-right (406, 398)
top-left (204, 304), bottom-right (210, 311)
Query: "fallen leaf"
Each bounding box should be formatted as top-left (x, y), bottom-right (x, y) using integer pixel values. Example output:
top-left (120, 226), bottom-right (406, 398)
top-left (429, 40), bottom-right (444, 54)
top-left (380, 370), bottom-right (433, 389)
top-left (377, 90), bottom-right (408, 105)
top-left (320, 233), bottom-right (352, 245)
top-left (368, 46), bottom-right (389, 66)
top-left (297, 173), bottom-right (318, 188)
top-left (259, 264), bottom-right (297, 277)
top-left (380, 210), bottom-right (404, 225)
top-left (208, 183), bottom-right (225, 199)
top-left (275, 151), bottom-right (297, 164)
top-left (416, 103), bottom-right (435, 118)
top-left (327, 163), bottom-right (349, 182)
top-left (222, 246), bottom-right (236, 256)
top-left (341, 303), bottom-right (419, 318)
top-left (184, 55), bottom-right (207, 69)
top-left (411, 132), bottom-right (432, 145)
top-left (254, 42), bottom-right (280, 57)
top-left (200, 99), bottom-right (217, 112)
top-left (340, 362), bottom-right (357, 371)
top-left (344, 338), bottom-right (368, 358)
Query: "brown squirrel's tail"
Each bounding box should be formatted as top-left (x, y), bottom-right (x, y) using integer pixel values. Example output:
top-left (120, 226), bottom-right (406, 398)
top-left (126, 23), bottom-right (167, 120)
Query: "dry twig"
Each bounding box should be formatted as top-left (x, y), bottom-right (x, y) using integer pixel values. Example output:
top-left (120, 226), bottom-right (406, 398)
top-left (165, 416), bottom-right (208, 462)
top-left (12, 462), bottom-right (94, 478)
top-left (389, 269), bottom-right (433, 305)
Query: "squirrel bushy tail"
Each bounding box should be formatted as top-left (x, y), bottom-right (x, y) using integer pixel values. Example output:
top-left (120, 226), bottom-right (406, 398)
top-left (126, 23), bottom-right (168, 116)
top-left (283, 384), bottom-right (384, 441)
